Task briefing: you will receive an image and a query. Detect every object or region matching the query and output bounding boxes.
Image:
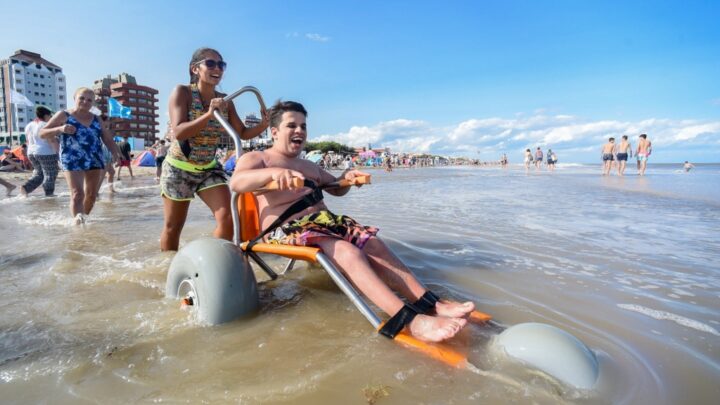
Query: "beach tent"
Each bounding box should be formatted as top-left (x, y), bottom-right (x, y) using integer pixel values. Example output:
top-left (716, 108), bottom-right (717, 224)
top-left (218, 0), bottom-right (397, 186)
top-left (132, 150), bottom-right (156, 166)
top-left (11, 145), bottom-right (30, 168)
top-left (305, 150), bottom-right (323, 164)
top-left (224, 153), bottom-right (237, 174)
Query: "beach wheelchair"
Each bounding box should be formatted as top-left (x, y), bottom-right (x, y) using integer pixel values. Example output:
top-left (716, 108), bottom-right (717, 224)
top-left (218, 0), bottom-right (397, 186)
top-left (165, 87), bottom-right (600, 390)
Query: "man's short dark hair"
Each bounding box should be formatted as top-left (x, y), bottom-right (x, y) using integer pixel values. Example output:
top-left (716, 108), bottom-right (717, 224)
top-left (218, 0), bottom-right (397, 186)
top-left (640, 134), bottom-right (647, 139)
top-left (35, 106), bottom-right (52, 119)
top-left (622, 135), bottom-right (628, 140)
top-left (269, 100), bottom-right (307, 128)
top-left (609, 137), bottom-right (615, 142)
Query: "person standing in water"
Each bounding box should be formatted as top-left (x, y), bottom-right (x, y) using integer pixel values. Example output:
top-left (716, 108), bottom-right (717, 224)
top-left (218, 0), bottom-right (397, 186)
top-left (116, 136), bottom-right (134, 180)
top-left (153, 139), bottom-right (169, 181)
top-left (99, 114), bottom-right (117, 193)
top-left (20, 106), bottom-right (59, 196)
top-left (546, 148), bottom-right (556, 172)
top-left (683, 161), bottom-right (695, 172)
top-left (524, 149), bottom-right (533, 172)
top-left (160, 47), bottom-right (269, 251)
top-left (636, 134), bottom-right (652, 176)
top-left (601, 137), bottom-right (615, 176)
top-left (534, 147), bottom-right (543, 171)
top-left (614, 135), bottom-right (632, 176)
top-left (40, 87), bottom-right (120, 223)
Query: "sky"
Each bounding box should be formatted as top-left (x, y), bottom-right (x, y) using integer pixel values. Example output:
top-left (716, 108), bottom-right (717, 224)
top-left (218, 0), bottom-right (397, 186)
top-left (2, 0), bottom-right (719, 163)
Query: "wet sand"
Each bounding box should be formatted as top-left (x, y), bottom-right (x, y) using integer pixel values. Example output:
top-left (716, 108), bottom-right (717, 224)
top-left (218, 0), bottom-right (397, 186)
top-left (1, 164), bottom-right (718, 404)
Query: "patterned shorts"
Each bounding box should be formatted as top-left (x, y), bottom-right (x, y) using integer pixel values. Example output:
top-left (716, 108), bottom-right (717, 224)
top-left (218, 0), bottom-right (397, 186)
top-left (160, 159), bottom-right (227, 201)
top-left (268, 210), bottom-right (379, 249)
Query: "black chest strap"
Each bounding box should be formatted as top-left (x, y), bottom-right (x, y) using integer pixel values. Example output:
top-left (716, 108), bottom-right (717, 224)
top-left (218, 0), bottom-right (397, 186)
top-left (246, 179), bottom-right (323, 250)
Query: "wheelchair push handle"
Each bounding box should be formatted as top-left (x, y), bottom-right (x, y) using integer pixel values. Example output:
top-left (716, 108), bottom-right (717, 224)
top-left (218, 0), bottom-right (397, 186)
top-left (212, 86), bottom-right (267, 153)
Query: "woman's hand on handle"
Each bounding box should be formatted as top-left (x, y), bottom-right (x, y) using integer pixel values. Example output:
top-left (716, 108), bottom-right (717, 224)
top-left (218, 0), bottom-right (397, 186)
top-left (207, 98), bottom-right (227, 113)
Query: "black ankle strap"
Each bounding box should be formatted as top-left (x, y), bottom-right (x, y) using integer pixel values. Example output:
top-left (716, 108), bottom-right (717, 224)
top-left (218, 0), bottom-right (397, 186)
top-left (378, 303), bottom-right (420, 339)
top-left (412, 290), bottom-right (440, 314)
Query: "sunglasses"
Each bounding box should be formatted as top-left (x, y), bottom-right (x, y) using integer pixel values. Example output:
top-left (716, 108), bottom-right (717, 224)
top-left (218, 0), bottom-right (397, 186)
top-left (196, 59), bottom-right (227, 71)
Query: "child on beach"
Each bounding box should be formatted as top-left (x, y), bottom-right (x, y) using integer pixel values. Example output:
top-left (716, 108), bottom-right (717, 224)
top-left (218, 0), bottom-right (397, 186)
top-left (229, 100), bottom-right (473, 343)
top-left (159, 47), bottom-right (269, 251)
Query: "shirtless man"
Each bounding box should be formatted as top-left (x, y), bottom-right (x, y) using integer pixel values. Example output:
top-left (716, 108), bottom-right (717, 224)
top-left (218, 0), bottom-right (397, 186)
top-left (534, 147), bottom-right (543, 170)
top-left (601, 137), bottom-right (615, 176)
top-left (614, 135), bottom-right (632, 176)
top-left (230, 100), bottom-right (472, 343)
top-left (636, 134), bottom-right (652, 176)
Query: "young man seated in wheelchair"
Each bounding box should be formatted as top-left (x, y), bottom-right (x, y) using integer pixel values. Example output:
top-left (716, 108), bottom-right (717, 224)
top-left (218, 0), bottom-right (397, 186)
top-left (229, 100), bottom-right (474, 343)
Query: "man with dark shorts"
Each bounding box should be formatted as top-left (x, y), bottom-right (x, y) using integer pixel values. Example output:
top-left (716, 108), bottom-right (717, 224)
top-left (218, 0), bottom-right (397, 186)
top-left (116, 136), bottom-right (134, 179)
top-left (601, 137), bottom-right (615, 176)
top-left (153, 139), bottom-right (168, 181)
top-left (614, 135), bottom-right (632, 176)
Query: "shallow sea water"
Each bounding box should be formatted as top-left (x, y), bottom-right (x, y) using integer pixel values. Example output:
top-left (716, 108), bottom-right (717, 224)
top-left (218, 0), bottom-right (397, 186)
top-left (0, 163), bottom-right (718, 404)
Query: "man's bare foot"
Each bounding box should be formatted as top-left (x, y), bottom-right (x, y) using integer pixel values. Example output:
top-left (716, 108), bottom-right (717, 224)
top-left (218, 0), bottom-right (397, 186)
top-left (408, 314), bottom-right (467, 342)
top-left (435, 300), bottom-right (475, 318)
top-left (5, 185), bottom-right (16, 196)
top-left (19, 186), bottom-right (27, 197)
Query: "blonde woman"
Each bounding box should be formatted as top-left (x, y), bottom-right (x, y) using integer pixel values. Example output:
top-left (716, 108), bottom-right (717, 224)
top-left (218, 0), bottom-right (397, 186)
top-left (41, 87), bottom-right (119, 223)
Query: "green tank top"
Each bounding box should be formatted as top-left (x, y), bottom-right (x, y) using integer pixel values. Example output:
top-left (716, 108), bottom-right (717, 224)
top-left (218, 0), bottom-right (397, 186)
top-left (167, 83), bottom-right (228, 171)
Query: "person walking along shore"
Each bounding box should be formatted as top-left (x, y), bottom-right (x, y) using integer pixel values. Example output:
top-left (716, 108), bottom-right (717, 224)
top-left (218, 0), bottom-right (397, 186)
top-left (614, 135), bottom-right (632, 176)
top-left (636, 134), bottom-right (652, 176)
top-left (20, 106), bottom-right (59, 197)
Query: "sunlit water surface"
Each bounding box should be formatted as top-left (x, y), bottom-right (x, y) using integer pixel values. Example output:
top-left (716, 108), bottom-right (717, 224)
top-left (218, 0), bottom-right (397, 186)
top-left (1, 164), bottom-right (718, 404)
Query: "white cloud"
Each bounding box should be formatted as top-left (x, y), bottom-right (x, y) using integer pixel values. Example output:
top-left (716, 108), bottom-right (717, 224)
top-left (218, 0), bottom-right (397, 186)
top-left (305, 33), bottom-right (330, 42)
top-left (315, 113), bottom-right (720, 160)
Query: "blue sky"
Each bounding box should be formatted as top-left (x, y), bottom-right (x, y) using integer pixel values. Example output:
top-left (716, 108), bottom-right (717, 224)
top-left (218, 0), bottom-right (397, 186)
top-left (2, 0), bottom-right (718, 162)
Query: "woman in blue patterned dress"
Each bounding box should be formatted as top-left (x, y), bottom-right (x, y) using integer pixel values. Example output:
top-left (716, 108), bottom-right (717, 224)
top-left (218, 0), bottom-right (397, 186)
top-left (41, 87), bottom-right (120, 223)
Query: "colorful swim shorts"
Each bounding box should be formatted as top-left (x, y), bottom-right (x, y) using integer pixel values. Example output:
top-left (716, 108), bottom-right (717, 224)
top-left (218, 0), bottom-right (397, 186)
top-left (268, 210), bottom-right (379, 249)
top-left (160, 159), bottom-right (227, 201)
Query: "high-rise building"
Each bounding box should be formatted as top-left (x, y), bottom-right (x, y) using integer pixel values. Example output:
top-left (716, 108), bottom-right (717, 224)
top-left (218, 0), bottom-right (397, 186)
top-left (238, 113), bottom-right (270, 150)
top-left (0, 50), bottom-right (67, 142)
top-left (93, 73), bottom-right (159, 147)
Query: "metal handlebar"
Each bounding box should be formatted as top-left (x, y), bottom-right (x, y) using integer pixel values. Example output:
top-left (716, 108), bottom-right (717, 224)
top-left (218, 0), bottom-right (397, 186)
top-left (214, 86), bottom-right (267, 245)
top-left (212, 86), bottom-right (267, 154)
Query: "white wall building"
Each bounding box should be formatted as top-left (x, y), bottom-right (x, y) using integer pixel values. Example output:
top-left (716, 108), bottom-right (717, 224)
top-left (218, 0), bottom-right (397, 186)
top-left (0, 50), bottom-right (67, 142)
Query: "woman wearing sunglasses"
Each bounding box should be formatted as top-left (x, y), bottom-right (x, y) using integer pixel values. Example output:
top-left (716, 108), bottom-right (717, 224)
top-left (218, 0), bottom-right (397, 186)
top-left (40, 87), bottom-right (120, 224)
top-left (160, 47), bottom-right (269, 251)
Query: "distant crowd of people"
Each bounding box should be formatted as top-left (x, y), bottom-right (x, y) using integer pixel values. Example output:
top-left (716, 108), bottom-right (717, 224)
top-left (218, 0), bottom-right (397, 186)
top-left (523, 147), bottom-right (558, 172)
